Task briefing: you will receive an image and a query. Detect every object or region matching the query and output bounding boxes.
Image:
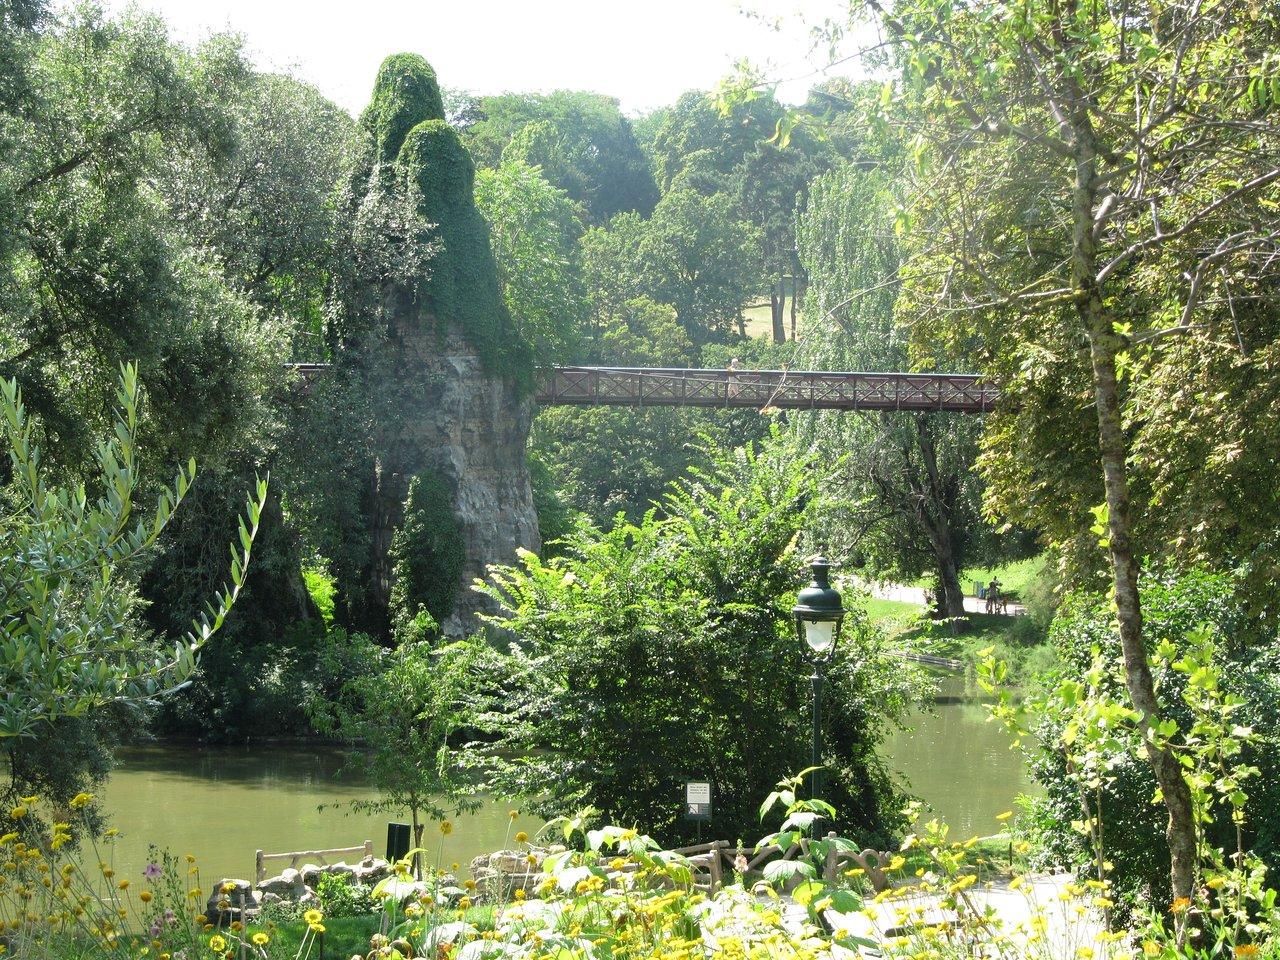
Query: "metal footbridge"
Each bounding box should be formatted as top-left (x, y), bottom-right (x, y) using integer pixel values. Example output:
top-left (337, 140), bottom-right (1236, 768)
top-left (535, 366), bottom-right (998, 413)
top-left (287, 364), bottom-right (998, 413)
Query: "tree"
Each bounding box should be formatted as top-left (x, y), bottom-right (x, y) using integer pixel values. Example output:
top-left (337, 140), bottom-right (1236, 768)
top-left (852, 0), bottom-right (1280, 904)
top-left (651, 89), bottom-right (835, 342)
top-left (795, 164), bottom-right (989, 619)
top-left (474, 158), bottom-right (586, 367)
top-left (460, 91), bottom-right (658, 225)
top-left (471, 438), bottom-right (918, 846)
top-left (637, 190), bottom-right (762, 343)
top-left (0, 366), bottom-right (265, 808)
top-left (311, 637), bottom-right (478, 876)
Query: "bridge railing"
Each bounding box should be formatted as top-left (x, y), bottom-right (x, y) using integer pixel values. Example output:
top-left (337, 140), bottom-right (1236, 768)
top-left (535, 366), bottom-right (998, 413)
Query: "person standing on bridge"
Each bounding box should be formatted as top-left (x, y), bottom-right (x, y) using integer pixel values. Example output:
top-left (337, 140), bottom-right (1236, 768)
top-left (727, 357), bottom-right (742, 401)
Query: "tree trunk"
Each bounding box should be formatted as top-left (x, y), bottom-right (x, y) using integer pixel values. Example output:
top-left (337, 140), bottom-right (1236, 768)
top-left (737, 312), bottom-right (746, 338)
top-left (771, 276), bottom-right (786, 343)
top-left (913, 421), bottom-right (966, 623)
top-left (1069, 96), bottom-right (1198, 907)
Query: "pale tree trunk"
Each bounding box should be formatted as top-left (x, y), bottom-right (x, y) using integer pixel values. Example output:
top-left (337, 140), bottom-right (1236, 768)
top-left (1070, 98), bottom-right (1198, 906)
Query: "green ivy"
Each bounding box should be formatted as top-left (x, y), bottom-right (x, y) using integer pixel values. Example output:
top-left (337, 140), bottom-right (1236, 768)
top-left (388, 473), bottom-right (466, 630)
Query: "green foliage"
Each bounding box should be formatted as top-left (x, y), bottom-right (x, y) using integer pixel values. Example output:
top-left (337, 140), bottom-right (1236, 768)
top-left (302, 566), bottom-right (337, 627)
top-left (794, 162), bottom-right (995, 614)
top-left (460, 90), bottom-right (658, 225)
top-left (1014, 570), bottom-right (1280, 910)
top-left (0, 367), bottom-right (265, 820)
top-left (314, 872), bottom-right (376, 918)
top-left (388, 473), bottom-right (466, 631)
top-left (474, 159), bottom-right (586, 367)
top-left (397, 118), bottom-right (533, 383)
top-left (310, 639), bottom-right (479, 848)
top-left (471, 437), bottom-right (918, 847)
top-left (0, 366), bottom-right (266, 740)
top-left (362, 53), bottom-right (445, 168)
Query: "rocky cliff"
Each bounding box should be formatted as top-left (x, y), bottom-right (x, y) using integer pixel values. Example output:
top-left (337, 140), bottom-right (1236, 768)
top-left (341, 54), bottom-right (540, 636)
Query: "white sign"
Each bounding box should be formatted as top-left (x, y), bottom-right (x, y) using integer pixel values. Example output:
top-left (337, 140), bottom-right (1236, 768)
top-left (685, 780), bottom-right (712, 819)
top-left (686, 782), bottom-right (711, 804)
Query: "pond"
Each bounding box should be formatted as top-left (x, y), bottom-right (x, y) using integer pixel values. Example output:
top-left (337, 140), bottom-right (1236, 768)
top-left (97, 683), bottom-right (1033, 884)
top-left (882, 676), bottom-right (1038, 837)
top-left (99, 745), bottom-right (542, 885)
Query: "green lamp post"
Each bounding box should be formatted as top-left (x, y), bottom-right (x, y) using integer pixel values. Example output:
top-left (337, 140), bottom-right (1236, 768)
top-left (792, 557), bottom-right (844, 804)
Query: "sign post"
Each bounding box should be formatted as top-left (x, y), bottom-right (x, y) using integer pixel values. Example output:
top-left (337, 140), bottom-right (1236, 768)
top-left (684, 780), bottom-right (712, 841)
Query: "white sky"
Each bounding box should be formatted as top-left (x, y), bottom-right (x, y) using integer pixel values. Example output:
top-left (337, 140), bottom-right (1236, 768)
top-left (87, 0), bottom-right (866, 117)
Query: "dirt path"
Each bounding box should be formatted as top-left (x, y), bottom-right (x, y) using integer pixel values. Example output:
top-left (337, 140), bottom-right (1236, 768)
top-left (861, 580), bottom-right (1027, 616)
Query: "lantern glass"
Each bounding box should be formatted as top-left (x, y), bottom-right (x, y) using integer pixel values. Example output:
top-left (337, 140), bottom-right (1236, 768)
top-left (803, 618), bottom-right (836, 655)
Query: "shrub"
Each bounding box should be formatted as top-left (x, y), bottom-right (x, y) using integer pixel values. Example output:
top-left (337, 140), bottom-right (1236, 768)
top-left (470, 437), bottom-right (920, 848)
top-left (1018, 568), bottom-right (1280, 909)
top-left (314, 873), bottom-right (376, 918)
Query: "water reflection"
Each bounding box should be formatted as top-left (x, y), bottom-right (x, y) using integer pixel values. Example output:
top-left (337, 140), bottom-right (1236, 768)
top-left (882, 676), bottom-right (1037, 837)
top-left (100, 745), bottom-right (539, 884)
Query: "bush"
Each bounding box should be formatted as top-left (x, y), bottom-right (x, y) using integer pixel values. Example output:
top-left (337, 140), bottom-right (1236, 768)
top-left (1021, 568), bottom-right (1280, 909)
top-left (314, 872), bottom-right (376, 917)
top-left (470, 437), bottom-right (920, 848)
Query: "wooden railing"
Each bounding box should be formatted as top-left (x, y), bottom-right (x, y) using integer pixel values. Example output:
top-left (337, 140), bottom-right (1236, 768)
top-left (255, 840), bottom-right (374, 884)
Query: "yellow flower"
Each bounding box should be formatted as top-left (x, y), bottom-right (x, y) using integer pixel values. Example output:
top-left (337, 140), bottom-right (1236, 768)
top-left (104, 828), bottom-right (119, 838)
top-left (458, 896), bottom-right (472, 910)
top-left (464, 879), bottom-right (476, 891)
top-left (69, 793), bottom-right (93, 810)
top-left (117, 879), bottom-right (129, 890)
top-left (251, 933), bottom-right (269, 946)
top-left (508, 810), bottom-right (518, 820)
top-left (229, 921), bottom-right (242, 932)
top-left (208, 936), bottom-right (227, 952)
top-left (18, 796), bottom-right (37, 806)
top-left (308, 923), bottom-right (325, 934)
top-left (439, 821), bottom-right (453, 836)
top-left (185, 855), bottom-right (196, 864)
top-left (514, 889), bottom-right (526, 901)
top-left (194, 915), bottom-right (208, 925)
top-left (1170, 897), bottom-right (1191, 914)
top-left (1206, 876), bottom-right (1227, 891)
top-left (139, 891), bottom-right (152, 903)
top-left (303, 909), bottom-right (323, 925)
top-left (515, 831), bottom-right (529, 844)
top-left (8, 807), bottom-right (27, 821)
top-left (220, 882), bottom-right (237, 894)
top-left (1234, 947), bottom-right (1260, 958)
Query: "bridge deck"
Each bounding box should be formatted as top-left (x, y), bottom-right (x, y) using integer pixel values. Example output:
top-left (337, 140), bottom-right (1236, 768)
top-left (536, 367), bottom-right (998, 413)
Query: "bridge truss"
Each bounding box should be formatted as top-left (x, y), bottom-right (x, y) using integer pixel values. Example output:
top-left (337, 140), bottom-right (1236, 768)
top-left (535, 367), bottom-right (998, 414)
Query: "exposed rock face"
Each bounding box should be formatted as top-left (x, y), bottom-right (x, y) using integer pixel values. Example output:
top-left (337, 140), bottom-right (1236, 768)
top-left (374, 325), bottom-right (539, 636)
top-left (342, 53), bottom-right (540, 636)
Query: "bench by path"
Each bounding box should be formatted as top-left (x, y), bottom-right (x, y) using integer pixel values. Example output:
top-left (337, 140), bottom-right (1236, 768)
top-left (862, 580), bottom-right (1027, 617)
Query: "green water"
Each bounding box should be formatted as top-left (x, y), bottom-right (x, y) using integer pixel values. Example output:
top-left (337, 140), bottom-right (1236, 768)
top-left (99, 745), bottom-right (541, 884)
top-left (882, 678), bottom-right (1037, 837)
top-left (97, 687), bottom-right (1031, 883)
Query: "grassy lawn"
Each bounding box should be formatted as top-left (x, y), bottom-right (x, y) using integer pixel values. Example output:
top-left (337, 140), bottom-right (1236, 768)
top-left (742, 302), bottom-right (776, 339)
top-left (862, 596), bottom-right (923, 626)
top-left (255, 915), bottom-right (383, 959)
top-left (254, 907), bottom-right (498, 959)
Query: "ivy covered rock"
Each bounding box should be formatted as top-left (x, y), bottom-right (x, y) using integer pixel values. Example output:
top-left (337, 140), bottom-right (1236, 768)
top-left (327, 53), bottom-right (540, 637)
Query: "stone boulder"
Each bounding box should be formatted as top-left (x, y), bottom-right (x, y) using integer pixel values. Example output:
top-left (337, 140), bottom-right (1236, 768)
top-left (257, 867), bottom-right (306, 899)
top-left (470, 849), bottom-right (546, 902)
top-left (207, 879), bottom-right (257, 921)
